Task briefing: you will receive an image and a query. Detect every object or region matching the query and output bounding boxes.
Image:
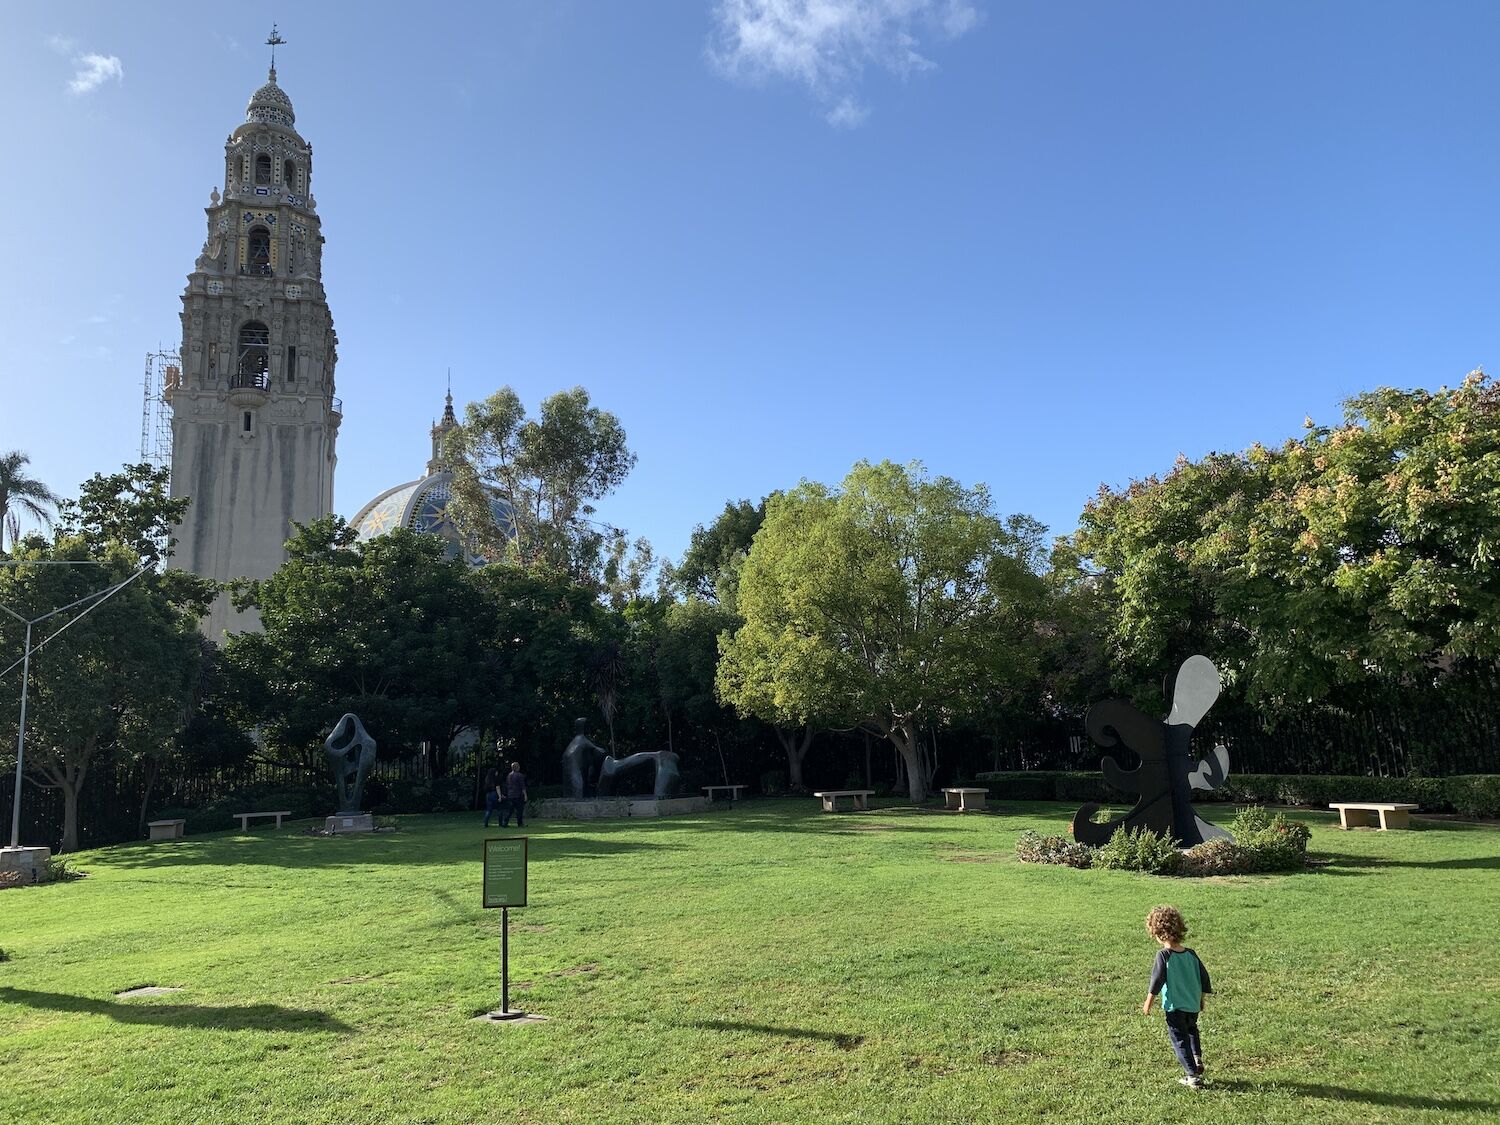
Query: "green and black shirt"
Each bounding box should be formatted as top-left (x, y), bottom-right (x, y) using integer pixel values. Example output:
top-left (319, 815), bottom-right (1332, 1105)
top-left (1149, 947), bottom-right (1212, 1013)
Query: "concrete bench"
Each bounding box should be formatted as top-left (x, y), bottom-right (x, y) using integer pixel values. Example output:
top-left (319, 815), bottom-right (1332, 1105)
top-left (941, 787), bottom-right (989, 812)
top-left (234, 810), bottom-right (292, 832)
top-left (147, 819), bottom-right (186, 841)
top-left (813, 789), bottom-right (874, 812)
top-left (1330, 802), bottom-right (1419, 830)
top-left (702, 785), bottom-right (748, 803)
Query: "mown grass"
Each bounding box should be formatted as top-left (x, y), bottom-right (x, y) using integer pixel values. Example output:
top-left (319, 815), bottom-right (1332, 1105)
top-left (2, 799), bottom-right (1497, 1123)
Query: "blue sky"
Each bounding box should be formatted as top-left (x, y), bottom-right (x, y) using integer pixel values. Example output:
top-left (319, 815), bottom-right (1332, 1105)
top-left (5, 2), bottom-right (1499, 566)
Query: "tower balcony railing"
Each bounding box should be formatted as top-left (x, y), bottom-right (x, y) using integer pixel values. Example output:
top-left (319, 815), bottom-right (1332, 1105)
top-left (330, 396), bottom-right (343, 415)
top-left (230, 372), bottom-right (270, 391)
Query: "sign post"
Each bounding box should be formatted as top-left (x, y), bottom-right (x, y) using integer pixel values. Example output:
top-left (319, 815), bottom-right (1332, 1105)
top-left (482, 836), bottom-right (528, 1020)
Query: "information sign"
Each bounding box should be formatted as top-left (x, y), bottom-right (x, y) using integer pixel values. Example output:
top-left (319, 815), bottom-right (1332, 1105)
top-left (483, 837), bottom-right (528, 909)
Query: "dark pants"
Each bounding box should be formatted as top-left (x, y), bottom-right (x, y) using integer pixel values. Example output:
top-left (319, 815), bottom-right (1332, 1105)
top-left (1164, 1009), bottom-right (1203, 1076)
top-left (483, 792), bottom-right (500, 827)
top-left (502, 796), bottom-right (525, 827)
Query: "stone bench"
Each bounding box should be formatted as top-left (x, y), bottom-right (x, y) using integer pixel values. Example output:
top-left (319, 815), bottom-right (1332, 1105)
top-left (813, 789), bottom-right (874, 812)
top-left (234, 810), bottom-right (292, 832)
top-left (941, 787), bottom-right (989, 812)
top-left (1329, 802), bottom-right (1419, 830)
top-left (147, 819), bottom-right (186, 841)
top-left (702, 785), bottom-right (747, 803)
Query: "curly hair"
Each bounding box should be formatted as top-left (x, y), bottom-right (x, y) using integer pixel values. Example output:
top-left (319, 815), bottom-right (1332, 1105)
top-left (1146, 905), bottom-right (1188, 944)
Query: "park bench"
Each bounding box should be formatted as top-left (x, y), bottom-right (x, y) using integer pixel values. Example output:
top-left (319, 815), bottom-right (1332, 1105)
top-left (1329, 802), bottom-right (1420, 830)
top-left (941, 787), bottom-right (989, 812)
top-left (234, 810), bottom-right (292, 832)
top-left (147, 818), bottom-right (186, 841)
top-left (701, 785), bottom-right (748, 803)
top-left (813, 789), bottom-right (874, 812)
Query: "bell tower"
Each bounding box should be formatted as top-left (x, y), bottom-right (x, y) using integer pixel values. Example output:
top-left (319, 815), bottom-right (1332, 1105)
top-left (167, 35), bottom-right (340, 636)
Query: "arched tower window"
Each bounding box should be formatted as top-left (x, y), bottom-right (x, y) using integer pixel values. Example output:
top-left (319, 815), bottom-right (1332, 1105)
top-left (235, 321), bottom-right (270, 388)
top-left (284, 159), bottom-right (297, 190)
top-left (247, 226), bottom-right (271, 276)
top-left (255, 154), bottom-right (272, 186)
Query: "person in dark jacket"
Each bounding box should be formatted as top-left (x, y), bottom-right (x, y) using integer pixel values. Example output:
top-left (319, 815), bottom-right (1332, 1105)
top-left (482, 765), bottom-right (502, 828)
top-left (501, 761), bottom-right (528, 828)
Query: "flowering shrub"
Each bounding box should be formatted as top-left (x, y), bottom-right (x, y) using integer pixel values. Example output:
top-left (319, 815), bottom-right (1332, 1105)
top-left (1178, 838), bottom-right (1251, 877)
top-left (1015, 830), bottom-right (1094, 868)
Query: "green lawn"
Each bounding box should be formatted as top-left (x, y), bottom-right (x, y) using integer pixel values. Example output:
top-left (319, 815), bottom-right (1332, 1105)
top-left (2, 800), bottom-right (1497, 1124)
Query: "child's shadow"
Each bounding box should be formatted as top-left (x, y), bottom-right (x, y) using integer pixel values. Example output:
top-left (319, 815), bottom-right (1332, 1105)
top-left (1211, 1078), bottom-right (1497, 1113)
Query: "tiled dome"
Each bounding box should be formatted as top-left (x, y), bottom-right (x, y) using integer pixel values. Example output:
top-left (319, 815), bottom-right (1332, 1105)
top-left (350, 473), bottom-right (518, 567)
top-left (247, 69), bottom-right (295, 128)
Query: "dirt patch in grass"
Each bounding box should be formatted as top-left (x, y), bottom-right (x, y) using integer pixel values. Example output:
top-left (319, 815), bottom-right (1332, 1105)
top-left (551, 964), bottom-right (598, 977)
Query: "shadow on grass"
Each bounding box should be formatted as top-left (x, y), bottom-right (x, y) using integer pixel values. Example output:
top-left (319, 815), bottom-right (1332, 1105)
top-left (1315, 852), bottom-right (1500, 874)
top-left (1211, 1077), bottom-right (1499, 1112)
top-left (691, 1019), bottom-right (864, 1049)
top-left (0, 987), bottom-right (349, 1033)
top-left (94, 832), bottom-right (683, 872)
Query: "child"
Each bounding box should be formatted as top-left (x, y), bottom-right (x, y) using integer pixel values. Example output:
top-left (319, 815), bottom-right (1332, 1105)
top-left (1142, 905), bottom-right (1213, 1089)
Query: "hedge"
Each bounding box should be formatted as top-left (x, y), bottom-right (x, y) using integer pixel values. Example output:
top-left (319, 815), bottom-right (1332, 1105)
top-left (973, 771), bottom-right (1500, 818)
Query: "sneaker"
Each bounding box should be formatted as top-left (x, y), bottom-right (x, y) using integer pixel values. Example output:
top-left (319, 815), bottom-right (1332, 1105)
top-left (1178, 1076), bottom-right (1203, 1089)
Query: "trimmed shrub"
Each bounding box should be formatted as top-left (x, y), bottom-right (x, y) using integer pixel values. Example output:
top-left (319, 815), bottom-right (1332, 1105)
top-left (1094, 826), bottom-right (1181, 874)
top-left (974, 770), bottom-right (1500, 817)
top-left (1015, 830), bottom-right (1094, 868)
top-left (1445, 775), bottom-right (1500, 818)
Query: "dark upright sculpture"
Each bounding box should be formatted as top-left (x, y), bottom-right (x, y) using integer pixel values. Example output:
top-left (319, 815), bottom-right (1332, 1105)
top-left (1070, 655), bottom-right (1232, 848)
top-left (562, 719), bottom-right (609, 799)
top-left (596, 750), bottom-right (683, 799)
top-left (325, 713), bottom-right (377, 814)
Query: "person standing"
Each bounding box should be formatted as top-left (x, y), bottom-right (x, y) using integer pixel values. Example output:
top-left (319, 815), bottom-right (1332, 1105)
top-left (1142, 904), bottom-right (1214, 1089)
top-left (502, 760), bottom-right (529, 828)
top-left (482, 764), bottom-right (502, 828)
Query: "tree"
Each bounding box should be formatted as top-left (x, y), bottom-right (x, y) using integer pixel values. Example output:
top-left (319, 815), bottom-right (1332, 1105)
top-left (1067, 372), bottom-right (1500, 714)
top-left (226, 519), bottom-right (499, 776)
top-left (0, 539), bottom-right (201, 852)
top-left (0, 451), bottom-right (60, 553)
top-left (718, 461), bottom-right (1051, 800)
top-left (673, 499), bottom-right (766, 603)
top-left (445, 386), bottom-right (637, 582)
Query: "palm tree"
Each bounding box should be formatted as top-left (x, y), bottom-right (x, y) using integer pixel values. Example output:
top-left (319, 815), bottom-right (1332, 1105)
top-left (0, 451), bottom-right (61, 552)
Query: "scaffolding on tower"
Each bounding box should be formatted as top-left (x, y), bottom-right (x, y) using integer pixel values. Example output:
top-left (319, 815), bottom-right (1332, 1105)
top-left (140, 349), bottom-right (180, 467)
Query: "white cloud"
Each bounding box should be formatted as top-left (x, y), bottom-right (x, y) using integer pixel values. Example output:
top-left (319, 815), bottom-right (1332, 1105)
top-left (708, 0), bottom-right (981, 125)
top-left (68, 52), bottom-right (123, 95)
top-left (46, 34), bottom-right (78, 55)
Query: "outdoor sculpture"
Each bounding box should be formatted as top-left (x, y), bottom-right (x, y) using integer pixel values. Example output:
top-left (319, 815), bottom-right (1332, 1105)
top-left (1070, 655), bottom-right (1233, 848)
top-left (325, 713), bottom-right (377, 814)
top-left (562, 719), bottom-right (610, 799)
top-left (561, 718), bottom-right (683, 800)
top-left (596, 750), bottom-right (683, 799)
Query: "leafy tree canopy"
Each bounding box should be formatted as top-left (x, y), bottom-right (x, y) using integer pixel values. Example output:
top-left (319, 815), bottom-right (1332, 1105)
top-left (718, 460), bottom-right (1050, 799)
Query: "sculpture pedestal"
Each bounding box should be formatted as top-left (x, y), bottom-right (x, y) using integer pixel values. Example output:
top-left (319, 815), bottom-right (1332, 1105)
top-left (325, 812), bottom-right (374, 834)
top-left (0, 845), bottom-right (51, 885)
top-left (532, 796), bottom-right (710, 820)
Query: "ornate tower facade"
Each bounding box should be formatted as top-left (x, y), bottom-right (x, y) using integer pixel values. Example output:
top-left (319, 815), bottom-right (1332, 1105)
top-left (166, 64), bottom-right (340, 636)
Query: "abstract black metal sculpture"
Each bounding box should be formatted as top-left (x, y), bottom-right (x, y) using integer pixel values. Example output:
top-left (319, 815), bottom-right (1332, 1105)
top-left (562, 719), bottom-right (610, 799)
top-left (325, 713), bottom-right (377, 814)
top-left (1071, 655), bottom-right (1232, 848)
top-left (595, 750), bottom-right (683, 799)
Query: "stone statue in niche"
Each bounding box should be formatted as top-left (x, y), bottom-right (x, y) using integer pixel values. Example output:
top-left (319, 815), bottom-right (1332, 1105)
top-left (1070, 655), bottom-right (1232, 848)
top-left (325, 713), bottom-right (377, 814)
